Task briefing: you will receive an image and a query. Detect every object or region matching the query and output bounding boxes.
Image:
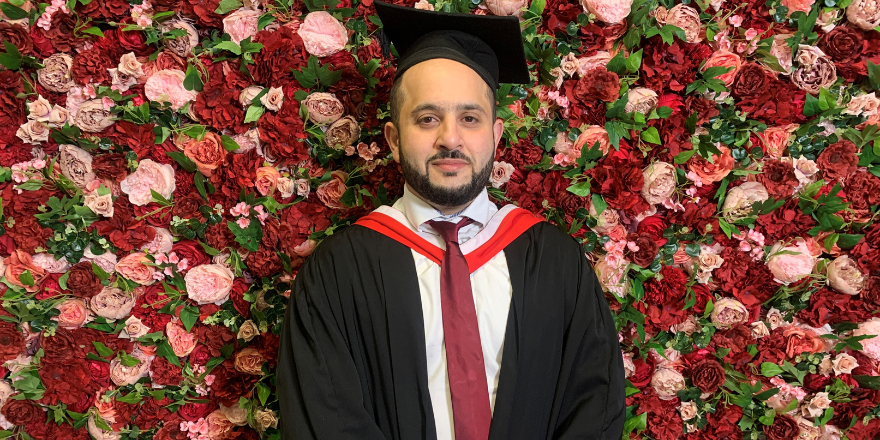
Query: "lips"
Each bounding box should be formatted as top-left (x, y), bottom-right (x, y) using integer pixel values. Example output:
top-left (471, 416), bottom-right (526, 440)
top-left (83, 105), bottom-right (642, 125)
top-left (431, 159), bottom-right (468, 172)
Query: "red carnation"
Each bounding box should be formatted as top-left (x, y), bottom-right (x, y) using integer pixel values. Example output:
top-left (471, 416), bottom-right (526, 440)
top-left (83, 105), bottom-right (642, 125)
top-left (817, 140), bottom-right (859, 181)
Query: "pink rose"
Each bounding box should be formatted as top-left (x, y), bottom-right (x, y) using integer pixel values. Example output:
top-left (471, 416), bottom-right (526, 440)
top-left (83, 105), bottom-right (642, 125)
top-left (757, 124), bottom-right (799, 159)
top-left (572, 125), bottom-right (611, 157)
top-left (781, 0), bottom-right (814, 16)
top-left (489, 161), bottom-right (515, 188)
top-left (826, 255), bottom-right (866, 295)
top-left (144, 69), bottom-right (198, 111)
top-left (580, 0), bottom-right (632, 24)
top-left (120, 159), bottom-right (176, 206)
top-left (109, 350), bottom-right (151, 386)
top-left (293, 239), bottom-right (317, 258)
top-left (54, 298), bottom-right (93, 329)
top-left (316, 170), bottom-right (349, 209)
top-left (485, 0), bottom-right (527, 16)
top-left (641, 161), bottom-right (676, 205)
top-left (184, 263), bottom-right (234, 305)
top-left (141, 227), bottom-right (174, 255)
top-left (255, 166), bottom-right (281, 196)
top-left (711, 297), bottom-right (750, 329)
top-left (222, 8), bottom-right (261, 44)
top-left (115, 252), bottom-right (156, 285)
top-left (766, 239), bottom-right (816, 285)
top-left (205, 411), bottom-right (235, 439)
top-left (701, 50), bottom-right (741, 86)
top-left (650, 367), bottom-right (686, 400)
top-left (165, 320), bottom-right (197, 357)
top-left (297, 11), bottom-right (348, 58)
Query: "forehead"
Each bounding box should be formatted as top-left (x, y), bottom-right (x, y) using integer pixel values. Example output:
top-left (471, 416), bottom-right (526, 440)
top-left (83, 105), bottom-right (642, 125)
top-left (397, 58), bottom-right (493, 108)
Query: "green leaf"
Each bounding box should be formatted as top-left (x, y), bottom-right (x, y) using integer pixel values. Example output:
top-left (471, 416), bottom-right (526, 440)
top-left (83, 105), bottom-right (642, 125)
top-left (674, 149), bottom-right (697, 164)
top-left (244, 105), bottom-right (265, 123)
top-left (214, 0), bottom-right (243, 14)
top-left (758, 409), bottom-right (776, 426)
top-left (641, 126), bottom-right (661, 144)
top-left (257, 382), bottom-right (270, 406)
top-left (91, 262), bottom-right (110, 280)
top-left (81, 27), bottom-right (105, 38)
top-left (116, 391), bottom-right (143, 404)
top-left (183, 65), bottom-right (204, 92)
top-left (213, 41), bottom-right (242, 55)
top-left (591, 194), bottom-right (607, 215)
top-left (166, 151), bottom-right (198, 172)
top-left (0, 41), bottom-right (21, 71)
top-left (760, 362), bottom-right (784, 377)
top-left (605, 51), bottom-right (626, 75)
top-left (566, 181), bottom-right (590, 197)
top-left (836, 233), bottom-right (863, 250)
top-left (17, 270), bottom-right (33, 287)
top-left (57, 272), bottom-right (70, 290)
top-left (220, 134), bottom-right (240, 152)
top-left (118, 351), bottom-right (141, 367)
top-left (0, 3), bottom-right (27, 19)
top-left (625, 49), bottom-right (643, 74)
top-left (804, 92), bottom-right (821, 116)
top-left (91, 341), bottom-right (114, 358)
top-left (180, 305), bottom-right (199, 332)
top-left (157, 339), bottom-right (181, 366)
top-left (868, 60), bottom-right (880, 91)
top-left (817, 87), bottom-right (834, 111)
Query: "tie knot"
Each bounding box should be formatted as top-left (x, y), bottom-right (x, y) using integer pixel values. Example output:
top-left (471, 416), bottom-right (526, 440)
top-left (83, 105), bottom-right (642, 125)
top-left (427, 217), bottom-right (477, 244)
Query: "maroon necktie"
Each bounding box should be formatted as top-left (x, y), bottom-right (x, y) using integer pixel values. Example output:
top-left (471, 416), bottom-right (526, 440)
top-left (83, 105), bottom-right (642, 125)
top-left (427, 218), bottom-right (491, 440)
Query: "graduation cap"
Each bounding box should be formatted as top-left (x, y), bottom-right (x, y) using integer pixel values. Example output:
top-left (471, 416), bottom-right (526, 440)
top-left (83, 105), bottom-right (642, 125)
top-left (374, 0), bottom-right (530, 90)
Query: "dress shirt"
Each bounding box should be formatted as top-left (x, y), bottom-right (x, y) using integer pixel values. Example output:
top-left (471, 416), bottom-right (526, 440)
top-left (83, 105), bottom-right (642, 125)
top-left (391, 185), bottom-right (513, 440)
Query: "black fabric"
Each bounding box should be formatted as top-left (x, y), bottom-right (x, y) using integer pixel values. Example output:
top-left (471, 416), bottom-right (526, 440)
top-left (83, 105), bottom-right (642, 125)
top-left (277, 221), bottom-right (626, 440)
top-left (374, 0), bottom-right (530, 89)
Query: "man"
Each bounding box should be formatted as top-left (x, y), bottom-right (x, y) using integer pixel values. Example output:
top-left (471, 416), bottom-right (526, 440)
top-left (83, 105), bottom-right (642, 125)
top-left (277, 2), bottom-right (626, 439)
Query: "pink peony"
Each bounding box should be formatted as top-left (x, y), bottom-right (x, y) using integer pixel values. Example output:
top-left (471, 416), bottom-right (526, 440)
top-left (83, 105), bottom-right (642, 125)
top-left (115, 252), bottom-right (156, 285)
top-left (255, 166), bottom-right (281, 196)
top-left (298, 11), bottom-right (348, 58)
top-left (757, 124), bottom-right (799, 159)
top-left (120, 159), bottom-right (176, 206)
top-left (580, 0), bottom-right (632, 24)
top-left (222, 8), bottom-right (261, 44)
top-left (166, 320), bottom-right (197, 357)
top-left (710, 297), bottom-right (750, 328)
top-left (184, 263), bottom-right (235, 305)
top-left (316, 170), bottom-right (349, 209)
top-left (765, 239), bottom-right (816, 285)
top-left (144, 69), bottom-right (198, 111)
top-left (852, 319), bottom-right (880, 361)
top-left (54, 298), bottom-right (93, 329)
top-left (781, 0), bottom-right (814, 16)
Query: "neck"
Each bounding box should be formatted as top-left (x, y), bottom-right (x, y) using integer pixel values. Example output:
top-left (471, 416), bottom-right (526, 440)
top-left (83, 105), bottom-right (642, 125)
top-left (406, 183), bottom-right (476, 216)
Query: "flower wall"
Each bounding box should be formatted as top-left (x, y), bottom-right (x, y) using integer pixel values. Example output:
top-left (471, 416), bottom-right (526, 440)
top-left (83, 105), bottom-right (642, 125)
top-left (0, 0), bottom-right (878, 438)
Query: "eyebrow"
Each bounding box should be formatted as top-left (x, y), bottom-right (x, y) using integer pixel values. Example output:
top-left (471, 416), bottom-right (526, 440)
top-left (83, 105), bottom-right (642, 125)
top-left (410, 102), bottom-right (487, 117)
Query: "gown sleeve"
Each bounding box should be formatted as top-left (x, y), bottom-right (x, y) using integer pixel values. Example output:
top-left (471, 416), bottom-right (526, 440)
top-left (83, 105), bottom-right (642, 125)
top-left (276, 244), bottom-right (388, 440)
top-left (551, 247), bottom-right (627, 440)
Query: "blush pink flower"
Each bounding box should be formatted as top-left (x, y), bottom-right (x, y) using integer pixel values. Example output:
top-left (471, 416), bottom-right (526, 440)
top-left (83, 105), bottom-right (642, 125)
top-left (781, 0), bottom-right (814, 16)
top-left (115, 252), bottom-right (157, 285)
top-left (120, 159), bottom-right (176, 206)
top-left (701, 50), bottom-right (741, 87)
top-left (222, 8), bottom-right (261, 44)
top-left (580, 0), bottom-right (632, 24)
top-left (766, 238), bottom-right (816, 285)
top-left (853, 319), bottom-right (880, 361)
top-left (184, 263), bottom-right (235, 305)
top-left (54, 298), bottom-right (93, 329)
top-left (144, 69), bottom-right (198, 111)
top-left (298, 11), bottom-right (348, 58)
top-left (166, 320), bottom-right (197, 357)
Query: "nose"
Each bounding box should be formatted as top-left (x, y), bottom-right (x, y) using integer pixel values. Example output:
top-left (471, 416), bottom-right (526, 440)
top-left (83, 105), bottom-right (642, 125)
top-left (435, 117), bottom-right (463, 151)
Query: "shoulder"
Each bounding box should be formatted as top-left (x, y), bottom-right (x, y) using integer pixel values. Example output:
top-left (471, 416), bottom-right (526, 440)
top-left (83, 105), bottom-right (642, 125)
top-left (308, 224), bottom-right (390, 264)
top-left (517, 218), bottom-right (583, 254)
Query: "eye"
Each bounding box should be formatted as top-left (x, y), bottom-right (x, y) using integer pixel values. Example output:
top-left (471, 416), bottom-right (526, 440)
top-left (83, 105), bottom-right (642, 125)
top-left (419, 116), bottom-right (437, 124)
top-left (463, 116), bottom-right (479, 124)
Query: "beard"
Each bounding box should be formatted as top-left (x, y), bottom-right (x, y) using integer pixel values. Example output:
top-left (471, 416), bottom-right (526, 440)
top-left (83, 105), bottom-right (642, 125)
top-left (399, 146), bottom-right (493, 208)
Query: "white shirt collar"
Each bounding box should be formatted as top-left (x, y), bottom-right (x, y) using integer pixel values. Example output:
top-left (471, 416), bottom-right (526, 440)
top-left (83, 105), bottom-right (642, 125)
top-left (395, 184), bottom-right (495, 231)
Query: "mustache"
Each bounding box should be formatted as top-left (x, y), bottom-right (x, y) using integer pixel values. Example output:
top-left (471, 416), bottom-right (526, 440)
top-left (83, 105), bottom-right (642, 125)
top-left (427, 150), bottom-right (472, 164)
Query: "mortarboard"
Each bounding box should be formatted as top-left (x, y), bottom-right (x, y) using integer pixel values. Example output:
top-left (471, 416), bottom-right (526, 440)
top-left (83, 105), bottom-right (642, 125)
top-left (374, 0), bottom-right (530, 90)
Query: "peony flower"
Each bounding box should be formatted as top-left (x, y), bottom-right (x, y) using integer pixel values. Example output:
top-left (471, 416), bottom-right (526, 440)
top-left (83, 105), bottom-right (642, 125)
top-left (165, 320), bottom-right (197, 356)
top-left (223, 8), bottom-right (261, 44)
top-left (489, 161), bottom-right (515, 188)
top-left (640, 161), bottom-right (676, 205)
top-left (721, 181), bottom-right (769, 220)
top-left (711, 297), bottom-right (749, 329)
top-left (120, 159), bottom-right (176, 206)
top-left (90, 286), bottom-right (138, 320)
top-left (791, 57), bottom-right (837, 95)
top-left (853, 318), bottom-right (880, 361)
top-left (686, 145), bottom-right (735, 185)
top-left (701, 51), bottom-right (741, 87)
top-left (624, 88), bottom-right (658, 115)
top-left (32, 253), bottom-right (71, 274)
top-left (826, 255), bottom-right (866, 295)
top-left (650, 367), bottom-right (686, 400)
top-left (485, 0), bottom-right (527, 17)
top-left (4, 250), bottom-right (47, 293)
top-left (37, 53), bottom-right (75, 93)
top-left (302, 92), bottom-right (344, 125)
top-left (109, 350), bottom-right (151, 386)
top-left (662, 4), bottom-right (702, 43)
top-left (184, 263), bottom-right (235, 305)
top-left (298, 11), bottom-right (348, 58)
top-left (781, 0), bottom-right (814, 16)
top-left (846, 0), bottom-right (880, 30)
top-left (115, 252), bottom-right (156, 285)
top-left (53, 298), bottom-right (93, 329)
top-left (572, 125), bottom-right (611, 157)
top-left (316, 170), bottom-right (349, 209)
top-left (205, 411), bottom-right (235, 439)
top-left (144, 69), bottom-right (198, 111)
top-left (766, 239), bottom-right (816, 285)
top-left (577, 51), bottom-right (612, 76)
top-left (184, 132), bottom-right (226, 177)
top-left (73, 99), bottom-right (115, 133)
top-left (58, 144), bottom-right (96, 189)
top-left (580, 0), bottom-right (632, 24)
top-left (757, 124), bottom-right (799, 159)
top-left (325, 115), bottom-right (361, 149)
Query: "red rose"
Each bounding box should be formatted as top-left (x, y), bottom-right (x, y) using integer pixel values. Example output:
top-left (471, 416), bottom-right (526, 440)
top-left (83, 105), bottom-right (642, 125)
top-left (210, 359), bottom-right (259, 406)
top-left (625, 232), bottom-right (659, 268)
top-left (690, 358), bottom-right (725, 393)
top-left (574, 68), bottom-right (620, 102)
top-left (196, 324), bottom-right (237, 358)
top-left (178, 401), bottom-right (216, 422)
top-left (756, 159), bottom-right (798, 200)
top-left (172, 192), bottom-right (203, 220)
top-left (40, 12), bottom-right (77, 53)
top-left (209, 148), bottom-right (261, 204)
top-left (846, 171), bottom-right (880, 210)
top-left (132, 287), bottom-right (173, 330)
top-left (628, 355), bottom-right (656, 388)
top-left (7, 215), bottom-right (51, 254)
top-left (87, 358), bottom-right (112, 388)
top-left (587, 156), bottom-right (649, 216)
top-left (819, 27), bottom-right (864, 62)
top-left (817, 140), bottom-right (859, 181)
top-left (732, 62), bottom-right (768, 97)
top-left (171, 240), bottom-right (209, 273)
top-left (684, 95), bottom-right (720, 125)
top-left (1, 399), bottom-right (41, 425)
top-left (763, 414), bottom-right (799, 440)
top-left (133, 397), bottom-right (173, 430)
top-left (229, 279), bottom-right (251, 318)
top-left (0, 321), bottom-right (24, 364)
top-left (0, 22), bottom-right (33, 55)
top-left (116, 23), bottom-right (152, 56)
top-left (180, 0), bottom-right (223, 28)
top-left (189, 344), bottom-right (212, 366)
top-left (75, 0), bottom-right (129, 20)
top-left (65, 261), bottom-right (104, 298)
top-left (153, 417), bottom-right (189, 440)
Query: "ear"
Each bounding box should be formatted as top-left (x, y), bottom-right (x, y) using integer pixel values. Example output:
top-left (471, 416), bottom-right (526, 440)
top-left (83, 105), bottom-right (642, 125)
top-left (384, 121), bottom-right (401, 163)
top-left (493, 117), bottom-right (504, 148)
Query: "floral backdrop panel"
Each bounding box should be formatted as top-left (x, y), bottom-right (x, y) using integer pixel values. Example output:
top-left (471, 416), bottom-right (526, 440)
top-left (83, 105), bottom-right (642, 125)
top-left (0, 0), bottom-right (877, 438)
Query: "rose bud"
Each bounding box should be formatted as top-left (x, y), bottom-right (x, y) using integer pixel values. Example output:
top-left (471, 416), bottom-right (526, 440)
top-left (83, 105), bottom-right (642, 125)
top-left (303, 92), bottom-right (344, 125)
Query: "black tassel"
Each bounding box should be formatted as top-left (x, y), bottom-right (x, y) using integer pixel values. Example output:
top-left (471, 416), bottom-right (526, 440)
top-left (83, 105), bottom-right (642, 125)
top-left (378, 29), bottom-right (391, 60)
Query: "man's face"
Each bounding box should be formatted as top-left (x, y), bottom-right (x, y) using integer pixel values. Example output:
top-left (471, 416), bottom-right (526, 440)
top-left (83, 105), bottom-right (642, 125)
top-left (384, 58), bottom-right (503, 209)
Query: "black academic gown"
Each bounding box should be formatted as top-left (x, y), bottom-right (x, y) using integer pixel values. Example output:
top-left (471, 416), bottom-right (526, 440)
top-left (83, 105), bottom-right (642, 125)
top-left (277, 221), bottom-right (626, 440)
